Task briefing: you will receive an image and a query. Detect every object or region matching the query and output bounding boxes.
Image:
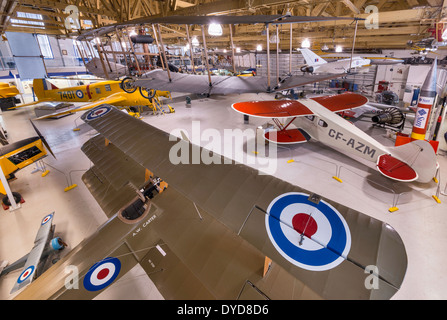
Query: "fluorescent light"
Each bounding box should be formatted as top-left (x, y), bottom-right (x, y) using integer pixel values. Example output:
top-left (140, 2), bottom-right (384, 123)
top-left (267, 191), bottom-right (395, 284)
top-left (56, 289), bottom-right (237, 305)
top-left (208, 23), bottom-right (223, 36)
top-left (191, 36), bottom-right (199, 46)
top-left (335, 45), bottom-right (343, 53)
top-left (256, 44), bottom-right (262, 51)
top-left (301, 38), bottom-right (310, 48)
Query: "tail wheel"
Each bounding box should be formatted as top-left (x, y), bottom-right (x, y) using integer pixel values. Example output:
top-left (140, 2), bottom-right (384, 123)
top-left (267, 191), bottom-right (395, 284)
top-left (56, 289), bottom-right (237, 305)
top-left (2, 192), bottom-right (22, 206)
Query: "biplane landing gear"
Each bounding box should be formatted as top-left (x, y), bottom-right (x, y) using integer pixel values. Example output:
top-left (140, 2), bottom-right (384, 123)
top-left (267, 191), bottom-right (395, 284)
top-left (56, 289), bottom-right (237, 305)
top-left (120, 76), bottom-right (137, 93)
top-left (139, 86), bottom-right (157, 100)
top-left (2, 191), bottom-right (24, 210)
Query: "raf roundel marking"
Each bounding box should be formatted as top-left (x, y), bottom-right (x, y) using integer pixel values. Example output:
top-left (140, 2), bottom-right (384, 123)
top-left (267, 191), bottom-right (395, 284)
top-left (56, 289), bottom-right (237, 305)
top-left (75, 90), bottom-right (84, 99)
top-left (41, 213), bottom-right (53, 225)
top-left (266, 192), bottom-right (351, 271)
top-left (85, 105), bottom-right (112, 121)
top-left (18, 266), bottom-right (35, 283)
top-left (83, 257), bottom-right (121, 291)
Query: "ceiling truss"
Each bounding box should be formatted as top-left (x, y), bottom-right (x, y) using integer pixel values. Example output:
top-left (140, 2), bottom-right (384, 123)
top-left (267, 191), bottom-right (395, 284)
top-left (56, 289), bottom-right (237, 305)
top-left (0, 0), bottom-right (445, 50)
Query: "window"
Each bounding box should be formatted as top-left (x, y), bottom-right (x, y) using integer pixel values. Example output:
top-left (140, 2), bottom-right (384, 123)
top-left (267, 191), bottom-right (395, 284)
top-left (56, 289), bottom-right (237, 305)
top-left (73, 40), bottom-right (81, 58)
top-left (10, 12), bottom-right (44, 29)
top-left (36, 34), bottom-right (53, 59)
top-left (318, 119), bottom-right (328, 127)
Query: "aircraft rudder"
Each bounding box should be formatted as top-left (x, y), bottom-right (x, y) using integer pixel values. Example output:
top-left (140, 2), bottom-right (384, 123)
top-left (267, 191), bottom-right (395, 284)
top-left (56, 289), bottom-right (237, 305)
top-left (32, 79), bottom-right (46, 100)
top-left (300, 48), bottom-right (327, 66)
top-left (32, 78), bottom-right (58, 100)
top-left (389, 139), bottom-right (438, 183)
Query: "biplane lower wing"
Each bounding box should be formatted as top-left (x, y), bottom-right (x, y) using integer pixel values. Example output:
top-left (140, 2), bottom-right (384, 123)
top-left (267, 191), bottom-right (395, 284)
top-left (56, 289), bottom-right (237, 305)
top-left (14, 105), bottom-right (407, 300)
top-left (132, 69), bottom-right (345, 95)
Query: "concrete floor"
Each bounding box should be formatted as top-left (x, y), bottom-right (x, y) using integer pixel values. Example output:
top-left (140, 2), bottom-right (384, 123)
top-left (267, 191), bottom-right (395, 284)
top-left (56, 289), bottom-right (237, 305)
top-left (0, 91), bottom-right (447, 300)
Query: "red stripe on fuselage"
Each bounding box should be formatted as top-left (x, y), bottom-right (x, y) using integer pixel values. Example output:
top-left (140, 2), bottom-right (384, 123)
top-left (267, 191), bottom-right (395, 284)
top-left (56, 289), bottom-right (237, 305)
top-left (86, 84), bottom-right (92, 99)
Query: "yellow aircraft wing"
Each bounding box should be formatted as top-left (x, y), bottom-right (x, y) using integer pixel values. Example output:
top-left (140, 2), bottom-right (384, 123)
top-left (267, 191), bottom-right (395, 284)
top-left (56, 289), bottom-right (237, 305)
top-left (9, 99), bottom-right (52, 110)
top-left (34, 93), bottom-right (128, 120)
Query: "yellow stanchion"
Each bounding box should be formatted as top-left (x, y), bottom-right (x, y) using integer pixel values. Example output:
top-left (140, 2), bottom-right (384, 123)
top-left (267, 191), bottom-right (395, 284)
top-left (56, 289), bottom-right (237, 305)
top-left (432, 195), bottom-right (441, 203)
top-left (332, 176), bottom-right (342, 183)
top-left (64, 184), bottom-right (77, 192)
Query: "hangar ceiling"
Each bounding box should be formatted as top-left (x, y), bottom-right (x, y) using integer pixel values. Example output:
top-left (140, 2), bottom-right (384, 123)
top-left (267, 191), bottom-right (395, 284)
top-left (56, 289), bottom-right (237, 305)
top-left (0, 0), bottom-right (447, 51)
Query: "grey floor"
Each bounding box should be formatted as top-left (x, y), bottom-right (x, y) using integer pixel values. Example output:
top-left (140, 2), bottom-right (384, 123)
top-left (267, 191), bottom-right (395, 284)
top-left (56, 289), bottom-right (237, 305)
top-left (0, 90), bottom-right (446, 300)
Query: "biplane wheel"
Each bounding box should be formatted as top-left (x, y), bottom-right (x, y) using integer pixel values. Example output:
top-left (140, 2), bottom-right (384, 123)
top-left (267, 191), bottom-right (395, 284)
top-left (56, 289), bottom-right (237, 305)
top-left (139, 86), bottom-right (156, 100)
top-left (120, 77), bottom-right (137, 93)
top-left (2, 192), bottom-right (22, 207)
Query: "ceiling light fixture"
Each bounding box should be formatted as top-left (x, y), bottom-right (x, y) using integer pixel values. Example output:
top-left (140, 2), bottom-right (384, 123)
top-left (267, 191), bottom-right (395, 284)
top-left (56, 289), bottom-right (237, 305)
top-left (301, 38), bottom-right (311, 48)
top-left (208, 23), bottom-right (223, 36)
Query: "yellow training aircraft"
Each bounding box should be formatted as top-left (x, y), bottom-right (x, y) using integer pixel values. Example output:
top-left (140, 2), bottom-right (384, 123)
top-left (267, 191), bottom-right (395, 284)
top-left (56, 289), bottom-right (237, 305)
top-left (12, 78), bottom-right (173, 119)
top-left (0, 121), bottom-right (55, 208)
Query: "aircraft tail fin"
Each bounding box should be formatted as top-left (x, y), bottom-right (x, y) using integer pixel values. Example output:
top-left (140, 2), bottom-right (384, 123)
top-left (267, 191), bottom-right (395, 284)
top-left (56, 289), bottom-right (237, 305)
top-left (32, 79), bottom-right (59, 100)
top-left (300, 49), bottom-right (327, 66)
top-left (377, 140), bottom-right (437, 183)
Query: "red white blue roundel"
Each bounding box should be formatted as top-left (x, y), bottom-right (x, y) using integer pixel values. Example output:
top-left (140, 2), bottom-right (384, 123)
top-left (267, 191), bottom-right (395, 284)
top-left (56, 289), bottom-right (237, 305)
top-left (41, 213), bottom-right (53, 225)
top-left (266, 192), bottom-right (351, 271)
top-left (17, 266), bottom-right (35, 284)
top-left (85, 105), bottom-right (112, 121)
top-left (75, 90), bottom-right (84, 99)
top-left (83, 257), bottom-right (121, 291)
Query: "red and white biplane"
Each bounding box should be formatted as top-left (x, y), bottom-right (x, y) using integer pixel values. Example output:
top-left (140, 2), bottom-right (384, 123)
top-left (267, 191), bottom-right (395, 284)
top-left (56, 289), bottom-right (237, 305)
top-left (232, 92), bottom-right (438, 183)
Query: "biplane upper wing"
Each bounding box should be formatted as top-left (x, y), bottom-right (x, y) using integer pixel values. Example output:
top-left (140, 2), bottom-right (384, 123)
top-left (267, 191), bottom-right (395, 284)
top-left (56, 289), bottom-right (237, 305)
top-left (232, 92), bottom-right (369, 118)
top-left (77, 105), bottom-right (406, 299)
top-left (310, 92), bottom-right (369, 112)
top-left (14, 105), bottom-right (407, 300)
top-left (77, 15), bottom-right (356, 41)
top-left (10, 213), bottom-right (54, 294)
top-left (232, 92), bottom-right (368, 144)
top-left (131, 69), bottom-right (345, 95)
top-left (34, 93), bottom-right (128, 120)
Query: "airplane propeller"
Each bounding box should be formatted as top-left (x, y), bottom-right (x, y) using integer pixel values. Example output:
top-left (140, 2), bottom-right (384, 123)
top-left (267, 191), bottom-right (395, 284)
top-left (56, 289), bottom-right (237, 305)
top-left (29, 120), bottom-right (56, 159)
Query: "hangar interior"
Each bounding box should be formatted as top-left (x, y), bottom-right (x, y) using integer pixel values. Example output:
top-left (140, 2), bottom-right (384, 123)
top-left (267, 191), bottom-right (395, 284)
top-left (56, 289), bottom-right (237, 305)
top-left (0, 0), bottom-right (447, 301)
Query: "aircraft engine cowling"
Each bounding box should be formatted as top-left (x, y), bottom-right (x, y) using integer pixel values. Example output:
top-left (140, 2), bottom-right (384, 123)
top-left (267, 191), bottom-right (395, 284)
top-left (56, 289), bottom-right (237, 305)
top-left (372, 107), bottom-right (404, 125)
top-left (300, 66), bottom-right (314, 73)
top-left (50, 237), bottom-right (66, 251)
top-left (41, 237), bottom-right (67, 258)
